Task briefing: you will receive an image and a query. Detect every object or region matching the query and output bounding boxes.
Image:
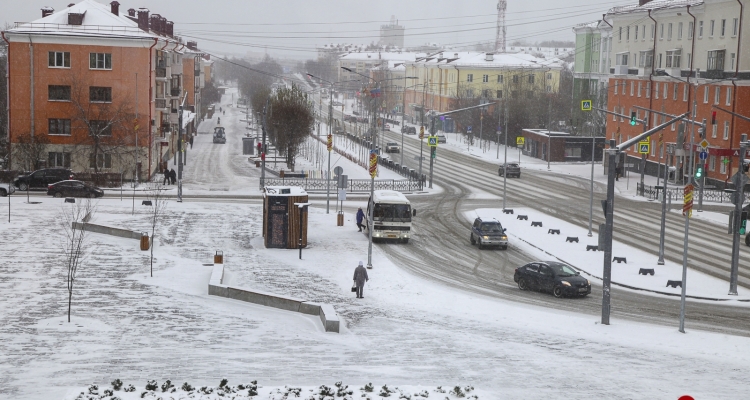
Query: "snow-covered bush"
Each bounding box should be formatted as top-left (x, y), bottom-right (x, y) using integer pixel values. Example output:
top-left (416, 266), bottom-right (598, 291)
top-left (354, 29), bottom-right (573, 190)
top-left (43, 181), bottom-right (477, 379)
top-left (379, 385), bottom-right (394, 397)
top-left (199, 386), bottom-right (214, 395)
top-left (219, 378), bottom-right (229, 388)
top-left (123, 384), bottom-right (136, 392)
top-left (145, 380), bottom-right (158, 391)
top-left (433, 387), bottom-right (445, 394)
top-left (416, 390), bottom-right (429, 398)
top-left (448, 386), bottom-right (464, 398)
top-left (181, 382), bottom-right (194, 392)
top-left (103, 389), bottom-right (113, 397)
top-left (111, 379), bottom-right (123, 391)
top-left (317, 384), bottom-right (335, 398)
top-left (362, 383), bottom-right (374, 393)
top-left (88, 384), bottom-right (99, 395)
top-left (161, 379), bottom-right (174, 392)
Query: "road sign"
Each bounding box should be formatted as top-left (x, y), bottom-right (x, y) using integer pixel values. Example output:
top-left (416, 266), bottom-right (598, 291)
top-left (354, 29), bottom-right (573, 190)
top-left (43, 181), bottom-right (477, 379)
top-left (699, 151), bottom-right (708, 160)
top-left (419, 126), bottom-right (425, 139)
top-left (427, 136), bottom-right (438, 147)
top-left (467, 126), bottom-right (472, 134)
top-left (333, 166), bottom-right (343, 176)
top-left (700, 139), bottom-right (710, 149)
top-left (581, 100), bottom-right (592, 111)
top-left (516, 137), bottom-right (525, 146)
top-left (683, 184), bottom-right (694, 217)
top-left (638, 141), bottom-right (650, 154)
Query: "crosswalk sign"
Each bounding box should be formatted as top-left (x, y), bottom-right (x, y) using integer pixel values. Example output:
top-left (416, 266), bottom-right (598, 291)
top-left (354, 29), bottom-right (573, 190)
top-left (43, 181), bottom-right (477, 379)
top-left (428, 136), bottom-right (438, 147)
top-left (638, 141), bottom-right (650, 154)
top-left (581, 100), bottom-right (592, 111)
top-left (516, 137), bottom-right (525, 146)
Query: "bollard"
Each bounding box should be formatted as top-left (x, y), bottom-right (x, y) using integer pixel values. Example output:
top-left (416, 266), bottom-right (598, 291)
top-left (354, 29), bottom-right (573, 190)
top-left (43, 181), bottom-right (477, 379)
top-left (214, 250), bottom-right (223, 264)
top-left (140, 232), bottom-right (150, 251)
top-left (337, 211), bottom-right (344, 226)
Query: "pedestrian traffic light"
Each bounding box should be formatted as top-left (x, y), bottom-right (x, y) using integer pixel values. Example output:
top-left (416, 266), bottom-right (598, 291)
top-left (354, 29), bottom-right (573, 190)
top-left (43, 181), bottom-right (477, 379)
top-left (711, 111), bottom-right (717, 125)
top-left (630, 111), bottom-right (637, 126)
top-left (741, 211), bottom-right (748, 235)
top-left (694, 165), bottom-right (704, 180)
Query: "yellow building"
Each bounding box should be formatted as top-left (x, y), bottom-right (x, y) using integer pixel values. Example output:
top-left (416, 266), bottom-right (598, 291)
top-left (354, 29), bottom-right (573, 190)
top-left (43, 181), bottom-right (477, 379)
top-left (404, 52), bottom-right (565, 122)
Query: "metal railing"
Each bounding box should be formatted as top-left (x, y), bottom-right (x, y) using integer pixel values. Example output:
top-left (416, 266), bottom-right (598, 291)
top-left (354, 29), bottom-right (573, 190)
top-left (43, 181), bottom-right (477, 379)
top-left (155, 67), bottom-right (167, 78)
top-left (261, 177), bottom-right (418, 193)
top-left (155, 98), bottom-right (167, 109)
top-left (637, 182), bottom-right (750, 203)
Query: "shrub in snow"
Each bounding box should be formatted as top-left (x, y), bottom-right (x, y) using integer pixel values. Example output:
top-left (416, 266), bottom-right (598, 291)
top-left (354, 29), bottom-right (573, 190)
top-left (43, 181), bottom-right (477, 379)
top-left (88, 384), bottom-right (99, 395)
top-left (145, 380), bottom-right (158, 391)
top-left (181, 382), bottom-right (194, 392)
top-left (398, 393), bottom-right (410, 400)
top-left (248, 386), bottom-right (258, 397)
top-left (124, 384), bottom-right (136, 392)
top-left (161, 380), bottom-right (174, 392)
top-left (103, 389), bottom-right (114, 397)
top-left (219, 378), bottom-right (229, 388)
top-left (433, 387), bottom-right (445, 394)
top-left (112, 397), bottom-right (122, 400)
top-left (379, 385), bottom-right (394, 397)
top-left (334, 382), bottom-right (352, 397)
top-left (140, 391), bottom-right (148, 398)
top-left (448, 387), bottom-right (464, 398)
top-left (317, 384), bottom-right (335, 398)
top-left (199, 386), bottom-right (214, 395)
top-left (362, 383), bottom-right (374, 393)
top-left (417, 390), bottom-right (429, 398)
top-left (111, 379), bottom-right (123, 391)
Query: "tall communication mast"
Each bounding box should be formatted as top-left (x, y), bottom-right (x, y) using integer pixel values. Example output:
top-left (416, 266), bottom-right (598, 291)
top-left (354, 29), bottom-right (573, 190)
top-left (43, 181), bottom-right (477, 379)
top-left (495, 0), bottom-right (507, 53)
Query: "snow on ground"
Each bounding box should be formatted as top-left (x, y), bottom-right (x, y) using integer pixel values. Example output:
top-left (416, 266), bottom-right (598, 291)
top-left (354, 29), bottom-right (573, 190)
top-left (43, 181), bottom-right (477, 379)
top-left (468, 208), bottom-right (750, 301)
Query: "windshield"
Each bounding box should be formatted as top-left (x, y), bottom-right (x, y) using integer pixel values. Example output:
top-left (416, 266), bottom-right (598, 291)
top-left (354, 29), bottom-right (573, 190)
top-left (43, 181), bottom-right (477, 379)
top-left (373, 203), bottom-right (411, 223)
top-left (549, 263), bottom-right (578, 277)
top-left (480, 222), bottom-right (503, 233)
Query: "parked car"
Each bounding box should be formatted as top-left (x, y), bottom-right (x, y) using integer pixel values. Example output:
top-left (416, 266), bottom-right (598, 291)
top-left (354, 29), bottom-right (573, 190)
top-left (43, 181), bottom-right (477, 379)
top-left (213, 126), bottom-right (226, 144)
top-left (469, 217), bottom-right (508, 249)
top-left (384, 123), bottom-right (391, 129)
top-left (437, 133), bottom-right (447, 144)
top-left (0, 183), bottom-right (16, 196)
top-left (14, 168), bottom-right (75, 191)
top-left (401, 126), bottom-right (417, 135)
top-left (498, 163), bottom-right (521, 178)
top-left (385, 142), bottom-right (400, 153)
top-left (514, 261), bottom-right (591, 298)
top-left (47, 180), bottom-right (104, 198)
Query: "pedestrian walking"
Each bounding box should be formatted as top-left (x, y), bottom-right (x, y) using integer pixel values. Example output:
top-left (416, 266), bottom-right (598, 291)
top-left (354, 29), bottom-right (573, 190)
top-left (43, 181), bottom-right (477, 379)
top-left (162, 169), bottom-right (169, 185)
top-left (169, 168), bottom-right (177, 185)
top-left (356, 207), bottom-right (365, 232)
top-left (189, 135), bottom-right (194, 149)
top-left (353, 261), bottom-right (368, 299)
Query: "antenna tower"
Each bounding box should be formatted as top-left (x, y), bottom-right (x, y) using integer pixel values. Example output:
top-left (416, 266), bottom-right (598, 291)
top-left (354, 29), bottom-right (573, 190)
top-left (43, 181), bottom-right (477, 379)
top-left (495, 1), bottom-right (507, 53)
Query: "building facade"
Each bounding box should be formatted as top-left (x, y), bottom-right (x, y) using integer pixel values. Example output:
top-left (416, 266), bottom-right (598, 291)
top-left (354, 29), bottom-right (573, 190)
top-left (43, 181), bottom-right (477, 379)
top-left (379, 16), bottom-right (405, 48)
top-left (1, 0), bottom-right (200, 179)
top-left (606, 0), bottom-right (750, 187)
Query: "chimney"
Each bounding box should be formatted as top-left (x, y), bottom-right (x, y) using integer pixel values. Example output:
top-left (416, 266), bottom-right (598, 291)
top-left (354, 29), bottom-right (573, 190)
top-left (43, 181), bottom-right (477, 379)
top-left (68, 10), bottom-right (86, 25)
top-left (485, 53), bottom-right (494, 62)
top-left (110, 1), bottom-right (120, 16)
top-left (137, 8), bottom-right (149, 32)
top-left (41, 7), bottom-right (54, 18)
top-left (127, 8), bottom-right (135, 17)
top-left (68, 3), bottom-right (75, 7)
top-left (150, 14), bottom-right (161, 35)
top-left (166, 21), bottom-right (174, 37)
top-left (187, 41), bottom-right (197, 50)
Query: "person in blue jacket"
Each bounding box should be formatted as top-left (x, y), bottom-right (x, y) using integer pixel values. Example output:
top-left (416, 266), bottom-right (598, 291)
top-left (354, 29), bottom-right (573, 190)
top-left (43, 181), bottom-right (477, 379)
top-left (356, 207), bottom-right (365, 232)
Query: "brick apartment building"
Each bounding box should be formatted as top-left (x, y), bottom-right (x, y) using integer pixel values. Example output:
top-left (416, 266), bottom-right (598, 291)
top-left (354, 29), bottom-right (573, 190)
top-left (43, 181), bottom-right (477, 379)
top-left (606, 0), bottom-right (750, 187)
top-left (1, 0), bottom-right (207, 179)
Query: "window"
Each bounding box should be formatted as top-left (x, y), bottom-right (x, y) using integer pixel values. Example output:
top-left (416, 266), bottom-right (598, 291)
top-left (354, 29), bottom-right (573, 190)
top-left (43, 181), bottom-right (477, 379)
top-left (666, 49), bottom-right (681, 68)
top-left (627, 26), bottom-right (630, 41)
top-left (668, 23), bottom-right (673, 40)
top-left (512, 75), bottom-right (519, 83)
top-left (630, 81), bottom-right (634, 96)
top-left (688, 21), bottom-right (694, 39)
top-left (699, 21), bottom-right (704, 38)
top-left (482, 89), bottom-right (491, 98)
top-left (565, 147), bottom-right (582, 158)
top-left (616, 52), bottom-right (629, 66)
top-left (733, 18), bottom-right (739, 36)
top-left (707, 50), bottom-right (725, 71)
top-left (646, 82), bottom-right (651, 98)
top-left (710, 20), bottom-right (715, 37)
top-left (715, 87), bottom-right (721, 104)
top-left (48, 119), bottom-right (71, 135)
top-left (664, 83), bottom-right (668, 99)
top-left (546, 85), bottom-right (551, 92)
top-left (48, 51), bottom-right (70, 68)
top-left (651, 24), bottom-right (655, 39)
top-left (614, 80), bottom-right (618, 94)
top-left (635, 26), bottom-right (638, 40)
top-left (482, 74), bottom-right (489, 83)
top-left (683, 83), bottom-right (688, 101)
top-left (655, 82), bottom-right (660, 99)
top-left (48, 152), bottom-right (71, 168)
top-left (721, 19), bottom-right (726, 37)
top-left (658, 53), bottom-right (663, 68)
top-left (687, 53), bottom-right (692, 69)
top-left (727, 87), bottom-right (732, 105)
top-left (89, 53), bottom-right (112, 70)
top-left (48, 85), bottom-right (71, 101)
top-left (547, 73), bottom-right (552, 80)
top-left (721, 157), bottom-right (728, 174)
top-left (90, 120), bottom-right (112, 136)
top-left (90, 86), bottom-right (112, 103)
top-left (638, 81), bottom-right (642, 97)
top-left (673, 84), bottom-right (678, 100)
top-left (678, 22), bottom-right (683, 40)
top-left (619, 27), bottom-right (622, 41)
top-left (89, 153), bottom-right (112, 169)
top-left (496, 90), bottom-right (503, 98)
top-left (639, 50), bottom-right (653, 68)
top-left (724, 121), bottom-right (730, 140)
top-left (704, 86), bottom-right (709, 103)
top-left (651, 140), bottom-right (656, 156)
top-left (730, 53), bottom-right (736, 70)
top-left (528, 75), bottom-right (535, 84)
top-left (497, 75), bottom-right (503, 83)
top-left (660, 23), bottom-right (664, 39)
top-left (642, 25), bottom-right (646, 40)
top-left (709, 155), bottom-right (716, 171)
top-left (467, 74), bottom-right (473, 82)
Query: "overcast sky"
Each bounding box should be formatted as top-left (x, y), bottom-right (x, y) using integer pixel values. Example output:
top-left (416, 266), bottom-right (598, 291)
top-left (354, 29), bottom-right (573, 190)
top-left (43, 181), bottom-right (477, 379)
top-left (2, 0), bottom-right (634, 60)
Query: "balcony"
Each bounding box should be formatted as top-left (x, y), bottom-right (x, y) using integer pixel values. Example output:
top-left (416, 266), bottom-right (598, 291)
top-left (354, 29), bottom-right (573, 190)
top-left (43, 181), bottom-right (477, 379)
top-left (171, 88), bottom-right (181, 97)
top-left (613, 65), bottom-right (629, 75)
top-left (160, 125), bottom-right (171, 133)
top-left (155, 98), bottom-right (168, 111)
top-left (155, 67), bottom-right (167, 80)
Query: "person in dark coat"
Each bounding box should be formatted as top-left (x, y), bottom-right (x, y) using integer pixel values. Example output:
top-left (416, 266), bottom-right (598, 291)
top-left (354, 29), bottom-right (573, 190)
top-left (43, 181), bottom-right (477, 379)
top-left (356, 207), bottom-right (365, 232)
top-left (353, 261), bottom-right (368, 299)
top-left (169, 168), bottom-right (177, 185)
top-left (189, 135), bottom-right (194, 149)
top-left (162, 169), bottom-right (169, 185)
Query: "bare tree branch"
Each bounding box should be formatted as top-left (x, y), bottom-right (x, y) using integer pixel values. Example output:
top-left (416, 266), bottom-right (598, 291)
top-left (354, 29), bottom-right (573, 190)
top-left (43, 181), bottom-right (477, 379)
top-left (59, 198), bottom-right (96, 323)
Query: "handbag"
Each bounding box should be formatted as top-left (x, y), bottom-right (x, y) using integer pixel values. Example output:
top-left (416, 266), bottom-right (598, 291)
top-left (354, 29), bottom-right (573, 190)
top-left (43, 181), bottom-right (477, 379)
top-left (351, 282), bottom-right (357, 292)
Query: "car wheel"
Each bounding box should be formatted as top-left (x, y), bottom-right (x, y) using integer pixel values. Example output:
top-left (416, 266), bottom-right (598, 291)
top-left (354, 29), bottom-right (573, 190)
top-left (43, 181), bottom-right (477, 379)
top-left (19, 183), bottom-right (28, 191)
top-left (402, 238), bottom-right (409, 244)
top-left (501, 245), bottom-right (508, 250)
top-left (478, 239), bottom-right (484, 250)
top-left (579, 293), bottom-right (588, 298)
top-left (518, 278), bottom-right (528, 291)
top-left (470, 234), bottom-right (476, 245)
top-left (0, 189), bottom-right (6, 197)
top-left (553, 286), bottom-right (564, 298)
top-left (53, 192), bottom-right (63, 198)
top-left (86, 193), bottom-right (93, 198)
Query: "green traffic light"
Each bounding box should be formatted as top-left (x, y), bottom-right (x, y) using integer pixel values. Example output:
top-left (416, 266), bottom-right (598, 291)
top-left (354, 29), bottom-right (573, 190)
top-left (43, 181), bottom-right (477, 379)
top-left (695, 167), bottom-right (703, 179)
top-left (630, 119), bottom-right (636, 126)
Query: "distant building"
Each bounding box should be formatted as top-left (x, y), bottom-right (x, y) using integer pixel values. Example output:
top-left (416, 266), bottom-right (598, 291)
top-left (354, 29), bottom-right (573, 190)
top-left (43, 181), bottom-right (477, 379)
top-left (380, 16), bottom-right (405, 48)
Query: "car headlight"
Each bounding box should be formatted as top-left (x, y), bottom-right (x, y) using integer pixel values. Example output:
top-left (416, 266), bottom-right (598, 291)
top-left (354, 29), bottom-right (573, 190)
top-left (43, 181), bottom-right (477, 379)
top-left (483, 236), bottom-right (489, 240)
top-left (500, 235), bottom-right (507, 240)
top-left (586, 280), bottom-right (590, 286)
top-left (560, 281), bottom-right (571, 286)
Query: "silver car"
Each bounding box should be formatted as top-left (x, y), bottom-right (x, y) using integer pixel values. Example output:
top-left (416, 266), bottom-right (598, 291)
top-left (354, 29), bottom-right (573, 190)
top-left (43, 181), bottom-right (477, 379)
top-left (0, 183), bottom-right (15, 197)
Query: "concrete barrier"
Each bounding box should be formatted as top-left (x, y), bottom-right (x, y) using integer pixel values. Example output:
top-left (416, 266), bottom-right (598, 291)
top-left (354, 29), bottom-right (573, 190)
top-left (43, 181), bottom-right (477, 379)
top-left (72, 222), bottom-right (142, 240)
top-left (206, 262), bottom-right (340, 333)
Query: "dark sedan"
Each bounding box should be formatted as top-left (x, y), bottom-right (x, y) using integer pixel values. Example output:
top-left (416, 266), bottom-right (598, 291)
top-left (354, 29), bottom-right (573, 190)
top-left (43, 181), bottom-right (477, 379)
top-left (514, 261), bottom-right (591, 298)
top-left (47, 180), bottom-right (104, 198)
top-left (498, 163), bottom-right (521, 178)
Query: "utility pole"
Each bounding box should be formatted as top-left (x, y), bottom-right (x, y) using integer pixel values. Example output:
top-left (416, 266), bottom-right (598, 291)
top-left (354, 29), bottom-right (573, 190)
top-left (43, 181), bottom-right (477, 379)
top-left (177, 92), bottom-right (186, 202)
top-left (327, 82), bottom-right (333, 214)
top-left (429, 117), bottom-right (435, 189)
top-left (502, 99), bottom-right (509, 211)
top-left (729, 134), bottom-right (748, 296)
top-left (260, 99), bottom-right (269, 190)
top-left (639, 117), bottom-right (648, 196)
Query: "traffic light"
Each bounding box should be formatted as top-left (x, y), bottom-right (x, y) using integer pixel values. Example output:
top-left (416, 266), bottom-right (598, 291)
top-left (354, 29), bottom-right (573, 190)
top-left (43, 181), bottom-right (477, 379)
top-left (700, 118), bottom-right (707, 139)
top-left (741, 211), bottom-right (748, 235)
top-left (711, 111), bottom-right (717, 125)
top-left (694, 165), bottom-right (704, 180)
top-left (630, 111), bottom-right (637, 126)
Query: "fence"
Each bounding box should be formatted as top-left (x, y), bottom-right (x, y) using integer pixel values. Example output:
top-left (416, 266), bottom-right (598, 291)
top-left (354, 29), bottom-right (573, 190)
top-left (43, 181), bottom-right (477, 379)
top-left (637, 182), bottom-right (750, 203)
top-left (262, 177), bottom-right (419, 193)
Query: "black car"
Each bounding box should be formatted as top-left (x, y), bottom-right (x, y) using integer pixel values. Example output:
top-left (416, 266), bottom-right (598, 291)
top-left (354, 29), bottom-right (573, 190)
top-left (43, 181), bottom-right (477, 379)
top-left (47, 180), bottom-right (104, 198)
top-left (470, 217), bottom-right (508, 249)
top-left (401, 126), bottom-right (416, 135)
top-left (14, 168), bottom-right (75, 191)
top-left (498, 163), bottom-right (521, 178)
top-left (514, 261), bottom-right (591, 298)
